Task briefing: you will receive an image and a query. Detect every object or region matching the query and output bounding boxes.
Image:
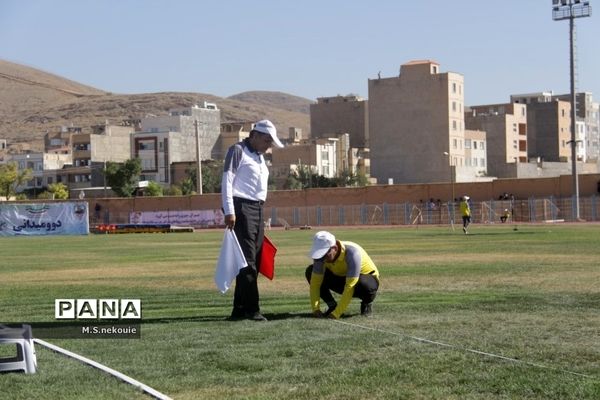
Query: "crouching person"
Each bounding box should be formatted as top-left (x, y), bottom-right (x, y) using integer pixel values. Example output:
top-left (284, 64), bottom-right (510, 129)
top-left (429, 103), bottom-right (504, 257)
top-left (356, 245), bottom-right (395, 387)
top-left (305, 231), bottom-right (380, 319)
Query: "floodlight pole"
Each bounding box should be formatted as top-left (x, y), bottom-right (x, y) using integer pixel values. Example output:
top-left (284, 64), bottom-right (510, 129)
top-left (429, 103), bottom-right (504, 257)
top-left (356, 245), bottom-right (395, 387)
top-left (194, 119), bottom-right (203, 195)
top-left (552, 0), bottom-right (592, 220)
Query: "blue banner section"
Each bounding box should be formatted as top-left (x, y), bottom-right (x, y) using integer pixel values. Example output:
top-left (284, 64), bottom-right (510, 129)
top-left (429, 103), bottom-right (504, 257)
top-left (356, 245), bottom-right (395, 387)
top-left (0, 202), bottom-right (89, 236)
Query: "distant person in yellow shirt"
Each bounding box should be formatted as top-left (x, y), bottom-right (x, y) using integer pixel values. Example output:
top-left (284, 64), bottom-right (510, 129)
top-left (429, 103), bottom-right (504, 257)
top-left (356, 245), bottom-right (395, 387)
top-left (460, 195), bottom-right (471, 234)
top-left (500, 208), bottom-right (511, 223)
top-left (305, 231), bottom-right (380, 319)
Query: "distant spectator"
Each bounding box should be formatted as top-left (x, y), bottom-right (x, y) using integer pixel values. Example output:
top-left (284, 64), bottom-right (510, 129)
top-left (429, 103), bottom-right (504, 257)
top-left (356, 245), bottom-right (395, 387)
top-left (500, 209), bottom-right (510, 223)
top-left (94, 203), bottom-right (101, 221)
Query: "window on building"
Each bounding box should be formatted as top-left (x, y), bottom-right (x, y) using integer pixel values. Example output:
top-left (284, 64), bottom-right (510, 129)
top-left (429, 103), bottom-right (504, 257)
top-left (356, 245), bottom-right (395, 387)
top-left (473, 158), bottom-right (478, 167)
top-left (47, 177), bottom-right (53, 185)
top-left (480, 142), bottom-right (485, 150)
top-left (473, 141), bottom-right (478, 150)
top-left (480, 158), bottom-right (485, 167)
top-left (466, 158), bottom-right (471, 166)
top-left (452, 120), bottom-right (457, 131)
top-left (452, 102), bottom-right (456, 112)
top-left (465, 139), bottom-right (471, 149)
top-left (453, 139), bottom-right (457, 149)
top-left (452, 82), bottom-right (456, 93)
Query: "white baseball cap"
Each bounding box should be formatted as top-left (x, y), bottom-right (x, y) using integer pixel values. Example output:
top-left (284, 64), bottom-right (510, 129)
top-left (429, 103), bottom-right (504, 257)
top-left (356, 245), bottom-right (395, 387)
top-left (463, 195), bottom-right (470, 200)
top-left (309, 231), bottom-right (336, 259)
top-left (252, 119), bottom-right (283, 148)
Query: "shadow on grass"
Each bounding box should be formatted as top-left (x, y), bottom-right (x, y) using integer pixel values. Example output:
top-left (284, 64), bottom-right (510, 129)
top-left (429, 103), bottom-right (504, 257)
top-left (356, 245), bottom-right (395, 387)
top-left (6, 312), bottom-right (318, 338)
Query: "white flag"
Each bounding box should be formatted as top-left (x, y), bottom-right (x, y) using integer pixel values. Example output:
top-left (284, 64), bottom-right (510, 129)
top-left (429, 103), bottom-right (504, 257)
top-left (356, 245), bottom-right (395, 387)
top-left (214, 230), bottom-right (248, 293)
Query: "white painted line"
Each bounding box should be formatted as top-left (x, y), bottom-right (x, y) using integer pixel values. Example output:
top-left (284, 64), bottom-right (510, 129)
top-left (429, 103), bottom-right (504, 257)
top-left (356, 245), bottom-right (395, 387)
top-left (33, 339), bottom-right (172, 400)
top-left (333, 319), bottom-right (597, 380)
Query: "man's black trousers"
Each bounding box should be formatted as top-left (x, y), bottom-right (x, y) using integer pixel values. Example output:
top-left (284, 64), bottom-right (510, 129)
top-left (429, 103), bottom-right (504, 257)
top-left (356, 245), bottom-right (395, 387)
top-left (233, 197), bottom-right (264, 314)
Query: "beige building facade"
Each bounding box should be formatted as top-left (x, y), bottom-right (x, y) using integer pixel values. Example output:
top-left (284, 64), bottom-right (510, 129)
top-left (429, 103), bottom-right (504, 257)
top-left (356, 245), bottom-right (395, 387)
top-left (141, 103), bottom-right (221, 160)
top-left (310, 95), bottom-right (369, 148)
top-left (368, 60), bottom-right (465, 184)
top-left (465, 103), bottom-right (527, 178)
top-left (511, 93), bottom-right (571, 162)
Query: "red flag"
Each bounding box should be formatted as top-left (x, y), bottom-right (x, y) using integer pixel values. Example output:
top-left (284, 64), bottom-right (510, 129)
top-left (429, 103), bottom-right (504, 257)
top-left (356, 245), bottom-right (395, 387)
top-left (259, 235), bottom-right (277, 280)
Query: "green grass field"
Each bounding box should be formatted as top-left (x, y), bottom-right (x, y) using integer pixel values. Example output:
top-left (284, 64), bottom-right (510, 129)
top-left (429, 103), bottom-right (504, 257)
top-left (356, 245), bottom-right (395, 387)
top-left (1, 224), bottom-right (599, 399)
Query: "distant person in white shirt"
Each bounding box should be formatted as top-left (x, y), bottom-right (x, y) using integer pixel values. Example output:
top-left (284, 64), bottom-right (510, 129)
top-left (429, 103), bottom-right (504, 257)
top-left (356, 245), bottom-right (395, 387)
top-left (221, 119), bottom-right (283, 321)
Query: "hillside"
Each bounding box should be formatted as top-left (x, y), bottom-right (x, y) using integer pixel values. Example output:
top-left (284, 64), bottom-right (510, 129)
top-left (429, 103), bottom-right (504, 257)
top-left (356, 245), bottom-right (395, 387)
top-left (0, 59), bottom-right (312, 151)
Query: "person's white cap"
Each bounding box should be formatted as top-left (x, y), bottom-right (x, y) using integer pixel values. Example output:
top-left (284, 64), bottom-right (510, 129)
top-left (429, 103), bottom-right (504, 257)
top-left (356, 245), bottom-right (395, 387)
top-left (463, 195), bottom-right (470, 200)
top-left (309, 231), bottom-right (336, 259)
top-left (252, 119), bottom-right (283, 148)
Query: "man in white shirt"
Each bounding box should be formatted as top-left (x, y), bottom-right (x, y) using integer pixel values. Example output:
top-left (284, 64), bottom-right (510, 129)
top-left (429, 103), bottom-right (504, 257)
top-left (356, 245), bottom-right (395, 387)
top-left (221, 119), bottom-right (283, 321)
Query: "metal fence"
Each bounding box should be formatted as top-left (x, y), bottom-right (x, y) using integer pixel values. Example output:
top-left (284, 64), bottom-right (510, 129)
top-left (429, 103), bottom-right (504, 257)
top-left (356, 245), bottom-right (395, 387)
top-left (265, 195), bottom-right (600, 228)
top-left (96, 195), bottom-right (600, 227)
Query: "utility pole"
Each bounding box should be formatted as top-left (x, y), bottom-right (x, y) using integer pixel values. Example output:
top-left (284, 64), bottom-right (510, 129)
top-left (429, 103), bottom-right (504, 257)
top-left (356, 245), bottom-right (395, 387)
top-left (552, 0), bottom-right (592, 220)
top-left (194, 119), bottom-right (203, 195)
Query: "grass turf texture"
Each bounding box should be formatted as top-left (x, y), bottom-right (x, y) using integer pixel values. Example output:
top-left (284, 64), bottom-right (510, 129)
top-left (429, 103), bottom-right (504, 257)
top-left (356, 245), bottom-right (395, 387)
top-left (1, 224), bottom-right (599, 399)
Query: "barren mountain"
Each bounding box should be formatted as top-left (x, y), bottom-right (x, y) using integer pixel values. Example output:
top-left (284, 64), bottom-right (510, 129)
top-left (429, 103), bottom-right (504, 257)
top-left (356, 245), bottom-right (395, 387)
top-left (0, 59), bottom-right (312, 151)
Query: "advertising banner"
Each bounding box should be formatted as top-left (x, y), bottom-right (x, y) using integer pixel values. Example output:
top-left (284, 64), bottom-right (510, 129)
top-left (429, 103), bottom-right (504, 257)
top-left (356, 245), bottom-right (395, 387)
top-left (129, 209), bottom-right (224, 227)
top-left (0, 202), bottom-right (89, 237)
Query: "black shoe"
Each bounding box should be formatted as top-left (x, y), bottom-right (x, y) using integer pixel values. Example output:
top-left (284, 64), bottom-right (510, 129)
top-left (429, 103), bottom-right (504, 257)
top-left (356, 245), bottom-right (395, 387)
top-left (245, 312), bottom-right (268, 321)
top-left (228, 308), bottom-right (245, 321)
top-left (323, 303), bottom-right (337, 317)
top-left (360, 302), bottom-right (373, 317)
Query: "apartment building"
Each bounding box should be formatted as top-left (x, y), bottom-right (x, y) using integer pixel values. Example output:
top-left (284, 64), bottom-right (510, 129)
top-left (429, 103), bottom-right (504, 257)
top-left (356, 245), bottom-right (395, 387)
top-left (44, 126), bottom-right (80, 154)
top-left (511, 93), bottom-right (571, 162)
top-left (132, 130), bottom-right (198, 185)
top-left (310, 95), bottom-right (369, 148)
top-left (463, 129), bottom-right (487, 178)
top-left (217, 122), bottom-right (252, 159)
top-left (554, 92), bottom-right (600, 162)
top-left (271, 137), bottom-right (339, 188)
top-left (58, 124), bottom-right (133, 189)
top-left (465, 103), bottom-right (527, 178)
top-left (141, 103), bottom-right (221, 160)
top-left (12, 152), bottom-right (72, 193)
top-left (368, 60), bottom-right (466, 184)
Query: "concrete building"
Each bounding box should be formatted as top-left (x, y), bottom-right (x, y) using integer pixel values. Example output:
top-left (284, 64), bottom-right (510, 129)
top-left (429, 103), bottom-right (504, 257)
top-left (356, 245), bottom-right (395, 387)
top-left (462, 129), bottom-right (488, 179)
top-left (511, 93), bottom-right (571, 162)
top-left (131, 128), bottom-right (218, 186)
top-left (554, 92), bottom-right (600, 162)
top-left (368, 60), bottom-right (466, 184)
top-left (58, 123), bottom-right (134, 189)
top-left (141, 103), bottom-right (221, 160)
top-left (217, 122), bottom-right (253, 159)
top-left (44, 126), bottom-right (81, 155)
top-left (465, 103), bottom-right (527, 178)
top-left (12, 152), bottom-right (72, 193)
top-left (271, 138), bottom-right (339, 189)
top-left (310, 95), bottom-right (369, 148)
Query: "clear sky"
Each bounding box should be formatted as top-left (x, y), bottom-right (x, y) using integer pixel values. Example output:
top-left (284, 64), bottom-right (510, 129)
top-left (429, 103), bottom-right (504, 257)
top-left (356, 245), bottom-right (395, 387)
top-left (1, 0), bottom-right (598, 106)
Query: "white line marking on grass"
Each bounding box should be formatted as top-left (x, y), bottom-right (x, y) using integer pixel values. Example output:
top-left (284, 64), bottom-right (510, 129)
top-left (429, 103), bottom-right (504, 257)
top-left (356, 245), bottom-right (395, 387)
top-left (33, 339), bottom-right (172, 400)
top-left (333, 319), bottom-right (597, 380)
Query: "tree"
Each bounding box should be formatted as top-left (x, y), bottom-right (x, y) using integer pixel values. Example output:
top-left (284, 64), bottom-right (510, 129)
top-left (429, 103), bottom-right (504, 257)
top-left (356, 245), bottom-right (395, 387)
top-left (46, 182), bottom-right (69, 199)
top-left (0, 162), bottom-right (33, 199)
top-left (145, 181), bottom-right (163, 197)
top-left (104, 158), bottom-right (142, 197)
top-left (184, 160), bottom-right (223, 194)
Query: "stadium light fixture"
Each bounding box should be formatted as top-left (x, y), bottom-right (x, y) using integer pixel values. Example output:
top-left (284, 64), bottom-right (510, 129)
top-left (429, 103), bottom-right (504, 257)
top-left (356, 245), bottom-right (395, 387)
top-left (552, 0), bottom-right (592, 220)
